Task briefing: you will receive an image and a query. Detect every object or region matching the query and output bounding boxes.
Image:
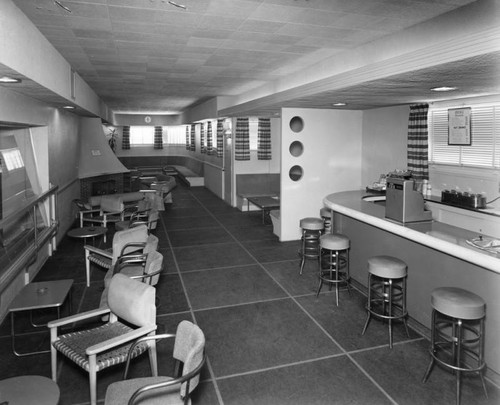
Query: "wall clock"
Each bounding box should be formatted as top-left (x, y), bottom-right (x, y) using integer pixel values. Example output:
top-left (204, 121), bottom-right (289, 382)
top-left (144, 116), bottom-right (151, 123)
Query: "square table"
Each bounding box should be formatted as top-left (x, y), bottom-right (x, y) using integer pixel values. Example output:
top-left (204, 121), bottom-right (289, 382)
top-left (246, 196), bottom-right (280, 224)
top-left (9, 279), bottom-right (73, 356)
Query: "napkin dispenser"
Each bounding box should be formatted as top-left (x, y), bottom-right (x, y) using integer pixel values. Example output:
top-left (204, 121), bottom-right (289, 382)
top-left (385, 177), bottom-right (432, 223)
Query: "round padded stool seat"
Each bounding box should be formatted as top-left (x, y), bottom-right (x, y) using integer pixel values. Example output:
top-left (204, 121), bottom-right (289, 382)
top-left (300, 217), bottom-right (324, 231)
top-left (431, 287), bottom-right (485, 320)
top-left (368, 255), bottom-right (407, 279)
top-left (320, 233), bottom-right (349, 250)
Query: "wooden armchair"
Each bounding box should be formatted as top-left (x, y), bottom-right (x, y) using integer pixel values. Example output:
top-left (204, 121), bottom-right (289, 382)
top-left (49, 274), bottom-right (158, 405)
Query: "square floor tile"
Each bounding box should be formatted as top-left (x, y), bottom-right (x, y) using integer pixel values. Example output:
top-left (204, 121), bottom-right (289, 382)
top-left (351, 339), bottom-right (499, 405)
top-left (183, 265), bottom-right (287, 309)
top-left (263, 260), bottom-right (319, 296)
top-left (195, 299), bottom-right (342, 377)
top-left (155, 274), bottom-right (190, 315)
top-left (168, 227), bottom-right (233, 247)
top-left (217, 355), bottom-right (393, 405)
top-left (296, 289), bottom-right (420, 352)
top-left (241, 239), bottom-right (300, 263)
top-left (173, 242), bottom-right (256, 272)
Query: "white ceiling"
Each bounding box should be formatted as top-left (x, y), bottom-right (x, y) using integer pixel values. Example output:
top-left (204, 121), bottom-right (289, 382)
top-left (6, 0), bottom-right (500, 116)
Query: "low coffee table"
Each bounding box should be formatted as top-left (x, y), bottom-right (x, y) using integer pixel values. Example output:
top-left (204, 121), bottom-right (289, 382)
top-left (247, 196), bottom-right (280, 224)
top-left (67, 226), bottom-right (107, 245)
top-left (8, 279), bottom-right (73, 356)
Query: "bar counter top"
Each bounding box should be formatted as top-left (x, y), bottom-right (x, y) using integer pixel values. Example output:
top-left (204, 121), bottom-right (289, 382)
top-left (323, 190), bottom-right (500, 274)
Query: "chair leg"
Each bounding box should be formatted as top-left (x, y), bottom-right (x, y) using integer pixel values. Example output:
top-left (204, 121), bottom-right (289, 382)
top-left (89, 355), bottom-right (97, 405)
top-left (85, 250), bottom-right (91, 287)
top-left (50, 329), bottom-right (57, 381)
top-left (148, 338), bottom-right (158, 376)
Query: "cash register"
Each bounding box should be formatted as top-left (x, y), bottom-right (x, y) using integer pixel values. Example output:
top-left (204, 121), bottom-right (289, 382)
top-left (385, 173), bottom-right (432, 223)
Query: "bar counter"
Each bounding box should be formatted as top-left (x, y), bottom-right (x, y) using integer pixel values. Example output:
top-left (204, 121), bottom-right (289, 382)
top-left (323, 190), bottom-right (500, 381)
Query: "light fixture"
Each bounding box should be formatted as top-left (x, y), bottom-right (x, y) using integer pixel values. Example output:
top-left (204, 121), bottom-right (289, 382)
top-left (0, 76), bottom-right (22, 83)
top-left (430, 86), bottom-right (457, 92)
top-left (62, 105), bottom-right (75, 110)
top-left (332, 102), bottom-right (347, 106)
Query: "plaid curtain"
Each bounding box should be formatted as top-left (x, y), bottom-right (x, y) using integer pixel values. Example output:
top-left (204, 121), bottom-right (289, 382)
top-left (217, 119), bottom-right (224, 158)
top-left (201, 123), bottom-right (206, 154)
top-left (407, 104), bottom-right (429, 180)
top-left (154, 126), bottom-right (163, 149)
top-left (207, 121), bottom-right (214, 155)
top-left (185, 125), bottom-right (190, 150)
top-left (235, 118), bottom-right (250, 161)
top-left (190, 124), bottom-right (196, 151)
top-left (257, 118), bottom-right (271, 160)
top-left (122, 126), bottom-right (130, 150)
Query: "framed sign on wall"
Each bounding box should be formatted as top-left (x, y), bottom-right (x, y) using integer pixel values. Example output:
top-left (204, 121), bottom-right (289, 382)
top-left (448, 107), bottom-right (471, 145)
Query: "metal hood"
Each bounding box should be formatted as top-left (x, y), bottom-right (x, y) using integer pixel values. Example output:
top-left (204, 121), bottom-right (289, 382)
top-left (78, 117), bottom-right (128, 179)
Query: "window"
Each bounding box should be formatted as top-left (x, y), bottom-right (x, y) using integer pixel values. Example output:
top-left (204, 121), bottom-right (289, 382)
top-left (130, 126), bottom-right (154, 145)
top-left (164, 125), bottom-right (187, 145)
top-left (429, 104), bottom-right (500, 168)
top-left (249, 117), bottom-right (258, 151)
top-left (1, 148), bottom-right (24, 171)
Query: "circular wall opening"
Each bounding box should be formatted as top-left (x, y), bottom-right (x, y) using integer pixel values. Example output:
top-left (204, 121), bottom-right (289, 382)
top-left (289, 116), bottom-right (304, 133)
top-left (289, 141), bottom-right (303, 157)
top-left (289, 165), bottom-right (303, 181)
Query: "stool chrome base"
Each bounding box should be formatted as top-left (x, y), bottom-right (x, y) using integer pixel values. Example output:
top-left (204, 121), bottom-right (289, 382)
top-left (361, 274), bottom-right (409, 348)
top-left (422, 309), bottom-right (488, 405)
top-left (298, 229), bottom-right (321, 275)
top-left (316, 250), bottom-right (350, 306)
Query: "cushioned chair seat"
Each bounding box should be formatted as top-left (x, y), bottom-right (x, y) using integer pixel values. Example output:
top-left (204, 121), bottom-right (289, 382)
top-left (105, 376), bottom-right (182, 405)
top-left (53, 322), bottom-right (148, 372)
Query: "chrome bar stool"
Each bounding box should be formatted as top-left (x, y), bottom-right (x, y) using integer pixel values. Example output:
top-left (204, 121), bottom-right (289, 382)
top-left (361, 255), bottom-right (410, 348)
top-left (298, 217), bottom-right (324, 275)
top-left (316, 233), bottom-right (350, 306)
top-left (320, 207), bottom-right (332, 234)
top-left (422, 287), bottom-right (487, 405)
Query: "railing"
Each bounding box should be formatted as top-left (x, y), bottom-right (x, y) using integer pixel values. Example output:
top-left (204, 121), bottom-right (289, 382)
top-left (0, 186), bottom-right (58, 290)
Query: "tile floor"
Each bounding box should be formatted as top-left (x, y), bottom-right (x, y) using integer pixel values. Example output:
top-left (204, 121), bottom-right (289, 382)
top-left (0, 184), bottom-right (499, 404)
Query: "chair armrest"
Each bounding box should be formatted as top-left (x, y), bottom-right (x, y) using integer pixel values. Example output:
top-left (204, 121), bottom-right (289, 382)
top-left (120, 242), bottom-right (146, 256)
top-left (122, 333), bottom-right (176, 378)
top-left (79, 208), bottom-right (101, 215)
top-left (48, 307), bottom-right (111, 329)
top-left (86, 324), bottom-right (157, 356)
top-left (84, 245), bottom-right (113, 259)
top-left (129, 267), bottom-right (162, 283)
top-left (103, 210), bottom-right (123, 218)
top-left (128, 353), bottom-right (207, 405)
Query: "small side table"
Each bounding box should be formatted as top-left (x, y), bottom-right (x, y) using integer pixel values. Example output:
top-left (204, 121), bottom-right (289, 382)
top-left (0, 375), bottom-right (60, 405)
top-left (67, 226), bottom-right (107, 245)
top-left (9, 279), bottom-right (73, 356)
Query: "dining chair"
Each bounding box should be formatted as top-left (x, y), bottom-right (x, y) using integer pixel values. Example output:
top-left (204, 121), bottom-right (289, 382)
top-left (48, 274), bottom-right (158, 405)
top-left (104, 320), bottom-right (205, 405)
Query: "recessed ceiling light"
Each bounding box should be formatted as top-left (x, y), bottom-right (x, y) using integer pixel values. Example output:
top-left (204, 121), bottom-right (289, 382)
top-left (62, 105), bottom-right (75, 110)
top-left (430, 86), bottom-right (457, 92)
top-left (0, 76), bottom-right (22, 83)
top-left (332, 102), bottom-right (347, 106)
